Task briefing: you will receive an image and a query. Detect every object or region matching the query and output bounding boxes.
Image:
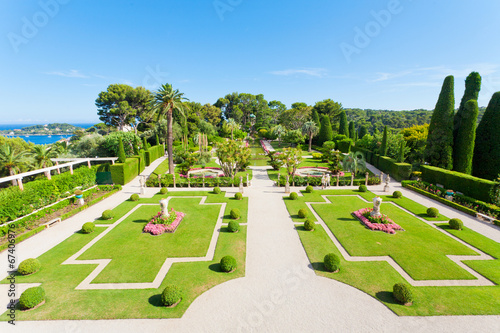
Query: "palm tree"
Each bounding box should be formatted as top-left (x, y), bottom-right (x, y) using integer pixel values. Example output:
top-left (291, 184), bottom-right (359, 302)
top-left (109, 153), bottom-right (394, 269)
top-left (342, 151), bottom-right (367, 175)
top-left (0, 144), bottom-right (29, 186)
top-left (271, 125), bottom-right (286, 147)
top-left (224, 118), bottom-right (240, 140)
top-left (302, 121), bottom-right (320, 152)
top-left (153, 83), bottom-right (188, 175)
top-left (31, 145), bottom-right (58, 169)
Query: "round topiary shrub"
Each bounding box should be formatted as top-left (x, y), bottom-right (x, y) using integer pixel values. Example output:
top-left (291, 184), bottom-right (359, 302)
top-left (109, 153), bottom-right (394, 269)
top-left (19, 286), bottom-right (45, 310)
top-left (234, 192), bottom-right (243, 200)
top-left (160, 187), bottom-right (168, 195)
top-left (324, 253), bottom-right (340, 273)
top-left (213, 187), bottom-right (221, 194)
top-left (220, 255), bottom-right (237, 273)
top-left (393, 191), bottom-right (402, 199)
top-left (81, 222), bottom-right (95, 234)
top-left (130, 193), bottom-right (140, 201)
top-left (101, 210), bottom-right (114, 220)
top-left (305, 186), bottom-right (314, 193)
top-left (393, 282), bottom-right (413, 306)
top-left (289, 192), bottom-right (298, 200)
top-left (228, 221), bottom-right (240, 233)
top-left (298, 208), bottom-right (308, 219)
top-left (230, 208), bottom-right (241, 220)
top-left (426, 207), bottom-right (439, 217)
top-left (449, 218), bottom-right (464, 230)
top-left (304, 219), bottom-right (315, 231)
top-left (161, 285), bottom-right (181, 307)
top-left (18, 258), bottom-right (41, 276)
top-left (358, 184), bottom-right (367, 192)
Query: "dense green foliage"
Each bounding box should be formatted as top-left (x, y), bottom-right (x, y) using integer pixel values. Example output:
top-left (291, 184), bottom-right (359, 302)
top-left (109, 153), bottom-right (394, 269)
top-left (304, 219), bottom-right (315, 231)
top-left (160, 187), bottom-right (168, 194)
top-left (220, 255), bottom-right (237, 273)
top-left (358, 184), bottom-right (367, 192)
top-left (130, 193), bottom-right (139, 201)
top-left (289, 192), bottom-right (298, 200)
top-left (19, 286), bottom-right (46, 310)
top-left (228, 220), bottom-right (240, 233)
top-left (393, 191), bottom-right (402, 199)
top-left (424, 76), bottom-right (455, 169)
top-left (101, 209), bottom-right (114, 220)
top-left (213, 187), bottom-right (221, 194)
top-left (453, 100), bottom-right (479, 174)
top-left (230, 208), bottom-right (241, 219)
top-left (473, 92), bottom-right (500, 180)
top-left (298, 208), bottom-right (308, 218)
top-left (449, 218), bottom-right (464, 230)
top-left (161, 285), bottom-right (182, 307)
top-left (18, 258), bottom-right (41, 275)
top-left (380, 125), bottom-right (388, 156)
top-left (81, 222), bottom-right (96, 234)
top-left (234, 192), bottom-right (243, 200)
top-left (426, 207), bottom-right (439, 217)
top-left (305, 185), bottom-right (314, 193)
top-left (318, 115), bottom-right (333, 145)
top-left (324, 253), bottom-right (340, 272)
top-left (338, 110), bottom-right (349, 136)
top-left (393, 283), bottom-right (413, 305)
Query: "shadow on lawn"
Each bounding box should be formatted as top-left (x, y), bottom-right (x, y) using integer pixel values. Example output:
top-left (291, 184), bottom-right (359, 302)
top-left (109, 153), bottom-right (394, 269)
top-left (309, 262), bottom-right (329, 273)
top-left (208, 263), bottom-right (222, 273)
top-left (132, 219), bottom-right (149, 224)
top-left (375, 291), bottom-right (399, 305)
top-left (148, 294), bottom-right (163, 307)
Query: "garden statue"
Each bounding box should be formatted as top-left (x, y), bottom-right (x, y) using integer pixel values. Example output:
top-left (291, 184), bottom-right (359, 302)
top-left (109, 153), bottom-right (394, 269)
top-left (371, 196), bottom-right (382, 218)
top-left (160, 198), bottom-right (170, 218)
top-left (239, 176), bottom-right (244, 194)
top-left (365, 172), bottom-right (369, 186)
top-left (285, 174), bottom-right (290, 193)
top-left (384, 174), bottom-right (390, 192)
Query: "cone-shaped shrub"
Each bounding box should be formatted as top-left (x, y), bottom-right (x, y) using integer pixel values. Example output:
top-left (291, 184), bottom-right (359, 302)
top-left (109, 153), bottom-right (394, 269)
top-left (424, 75), bottom-right (455, 170)
top-left (348, 121), bottom-right (355, 139)
top-left (318, 114), bottom-right (333, 146)
top-left (338, 110), bottom-right (348, 136)
top-left (453, 100), bottom-right (479, 174)
top-left (380, 125), bottom-right (388, 156)
top-left (117, 137), bottom-right (126, 163)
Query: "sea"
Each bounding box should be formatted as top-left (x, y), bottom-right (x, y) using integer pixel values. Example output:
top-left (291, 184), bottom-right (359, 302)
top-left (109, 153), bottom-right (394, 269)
top-left (0, 123), bottom-right (95, 145)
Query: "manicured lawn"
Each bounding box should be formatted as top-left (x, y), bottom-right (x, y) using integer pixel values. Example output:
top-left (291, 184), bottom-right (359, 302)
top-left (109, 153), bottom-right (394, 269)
top-left (150, 158), bottom-right (169, 177)
top-left (0, 192), bottom-right (247, 320)
top-left (269, 142), bottom-right (317, 156)
top-left (292, 190), bottom-right (500, 315)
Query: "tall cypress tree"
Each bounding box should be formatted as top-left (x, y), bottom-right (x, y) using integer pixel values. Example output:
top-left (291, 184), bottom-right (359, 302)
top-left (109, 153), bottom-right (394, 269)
top-left (472, 92), bottom-right (500, 180)
top-left (117, 137), bottom-right (126, 163)
top-left (380, 125), bottom-right (388, 156)
top-left (424, 75), bottom-right (455, 170)
top-left (454, 100), bottom-right (479, 174)
top-left (348, 121), bottom-right (355, 139)
top-left (453, 72), bottom-right (481, 170)
top-left (312, 110), bottom-right (321, 144)
top-left (338, 110), bottom-right (348, 136)
top-left (359, 125), bottom-right (368, 139)
top-left (318, 114), bottom-right (333, 146)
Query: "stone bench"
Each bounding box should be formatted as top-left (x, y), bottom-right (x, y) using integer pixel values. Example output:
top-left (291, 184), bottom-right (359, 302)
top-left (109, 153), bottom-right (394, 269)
top-left (476, 212), bottom-right (496, 224)
top-left (42, 218), bottom-right (61, 228)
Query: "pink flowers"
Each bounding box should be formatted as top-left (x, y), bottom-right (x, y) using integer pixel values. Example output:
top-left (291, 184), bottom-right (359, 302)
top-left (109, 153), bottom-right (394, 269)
top-left (260, 140), bottom-right (270, 155)
top-left (143, 210), bottom-right (185, 235)
top-left (352, 208), bottom-right (402, 234)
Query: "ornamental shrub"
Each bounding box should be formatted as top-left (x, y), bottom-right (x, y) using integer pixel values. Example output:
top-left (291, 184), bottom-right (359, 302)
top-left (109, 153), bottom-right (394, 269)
top-left (358, 185), bottom-right (367, 192)
top-left (305, 185), bottom-right (314, 193)
top-left (289, 192), bottom-right (298, 200)
top-left (161, 285), bottom-right (181, 307)
top-left (449, 218), bottom-right (464, 230)
top-left (213, 187), bottom-right (221, 194)
top-left (426, 207), bottom-right (439, 217)
top-left (101, 209), bottom-right (114, 220)
top-left (234, 192), bottom-right (243, 200)
top-left (230, 208), bottom-right (241, 220)
top-left (298, 208), bottom-right (308, 218)
top-left (393, 191), bottom-right (402, 199)
top-left (393, 283), bottom-right (413, 305)
top-left (304, 219), bottom-right (315, 231)
top-left (220, 255), bottom-right (237, 273)
top-left (130, 193), bottom-right (140, 201)
top-left (19, 286), bottom-right (45, 310)
top-left (312, 153), bottom-right (323, 160)
top-left (18, 258), bottom-right (41, 276)
top-left (81, 222), bottom-right (95, 234)
top-left (160, 187), bottom-right (168, 194)
top-left (228, 221), bottom-right (240, 233)
top-left (324, 253), bottom-right (340, 272)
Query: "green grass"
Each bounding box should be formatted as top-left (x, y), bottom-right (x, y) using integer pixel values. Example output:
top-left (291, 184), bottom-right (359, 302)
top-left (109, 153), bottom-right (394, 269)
top-left (269, 142), bottom-right (316, 156)
top-left (0, 193), bottom-right (247, 320)
top-left (297, 224), bottom-right (500, 316)
top-left (150, 158), bottom-right (169, 177)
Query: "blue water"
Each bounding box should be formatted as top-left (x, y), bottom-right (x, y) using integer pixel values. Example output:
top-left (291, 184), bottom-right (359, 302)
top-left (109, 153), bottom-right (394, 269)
top-left (0, 123), bottom-right (95, 145)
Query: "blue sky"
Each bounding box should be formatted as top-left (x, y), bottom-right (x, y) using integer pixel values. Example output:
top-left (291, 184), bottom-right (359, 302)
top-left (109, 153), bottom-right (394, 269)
top-left (1, 0), bottom-right (499, 124)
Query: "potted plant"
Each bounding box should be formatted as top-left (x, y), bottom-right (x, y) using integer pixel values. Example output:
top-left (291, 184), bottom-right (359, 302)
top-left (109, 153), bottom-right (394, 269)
top-left (74, 189), bottom-right (83, 199)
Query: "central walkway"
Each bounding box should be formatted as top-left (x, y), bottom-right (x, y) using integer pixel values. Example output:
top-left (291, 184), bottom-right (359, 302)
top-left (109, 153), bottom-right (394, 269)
top-left (4, 165), bottom-right (500, 332)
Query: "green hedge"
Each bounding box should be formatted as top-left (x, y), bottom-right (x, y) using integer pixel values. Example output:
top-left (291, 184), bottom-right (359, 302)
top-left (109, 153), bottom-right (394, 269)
top-left (0, 166), bottom-right (97, 223)
top-left (110, 158), bottom-right (139, 185)
top-left (353, 148), bottom-right (411, 182)
top-left (145, 145), bottom-right (164, 166)
top-left (421, 165), bottom-right (496, 203)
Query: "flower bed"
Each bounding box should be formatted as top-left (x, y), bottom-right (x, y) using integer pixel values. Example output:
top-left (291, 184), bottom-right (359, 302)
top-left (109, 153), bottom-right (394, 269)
top-left (143, 209), bottom-right (185, 235)
top-left (352, 208), bottom-right (402, 234)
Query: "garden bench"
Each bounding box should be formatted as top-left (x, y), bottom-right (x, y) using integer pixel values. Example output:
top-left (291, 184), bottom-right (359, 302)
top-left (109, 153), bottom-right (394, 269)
top-left (42, 218), bottom-right (61, 228)
top-left (476, 212), bottom-right (496, 224)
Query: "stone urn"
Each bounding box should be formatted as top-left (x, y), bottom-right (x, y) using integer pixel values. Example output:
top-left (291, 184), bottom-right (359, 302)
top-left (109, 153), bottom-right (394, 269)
top-left (159, 198), bottom-right (170, 218)
top-left (371, 196), bottom-right (382, 218)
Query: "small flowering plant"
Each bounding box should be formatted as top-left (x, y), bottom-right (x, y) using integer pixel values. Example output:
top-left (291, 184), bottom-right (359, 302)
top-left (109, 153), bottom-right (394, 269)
top-left (352, 207), bottom-right (403, 234)
top-left (143, 208), bottom-right (185, 235)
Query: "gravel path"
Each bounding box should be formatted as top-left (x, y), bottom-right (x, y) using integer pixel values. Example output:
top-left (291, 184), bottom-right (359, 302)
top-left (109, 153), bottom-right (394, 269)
top-left (2, 164), bottom-right (500, 332)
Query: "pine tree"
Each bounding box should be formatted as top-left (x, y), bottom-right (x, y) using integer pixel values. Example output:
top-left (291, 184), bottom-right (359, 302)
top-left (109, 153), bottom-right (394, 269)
top-left (348, 121), bottom-right (355, 139)
top-left (454, 100), bottom-right (479, 174)
top-left (359, 125), bottom-right (368, 139)
top-left (117, 137), bottom-right (126, 163)
top-left (424, 75), bottom-right (455, 170)
top-left (318, 114), bottom-right (333, 146)
top-left (472, 92), bottom-right (500, 179)
top-left (338, 110), bottom-right (348, 136)
top-left (380, 125), bottom-right (388, 156)
top-left (453, 72), bottom-right (481, 170)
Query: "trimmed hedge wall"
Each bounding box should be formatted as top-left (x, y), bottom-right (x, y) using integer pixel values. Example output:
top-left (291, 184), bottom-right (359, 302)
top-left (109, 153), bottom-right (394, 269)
top-left (145, 145), bottom-right (164, 166)
top-left (353, 148), bottom-right (411, 182)
top-left (110, 157), bottom-right (138, 185)
top-left (421, 165), bottom-right (496, 203)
